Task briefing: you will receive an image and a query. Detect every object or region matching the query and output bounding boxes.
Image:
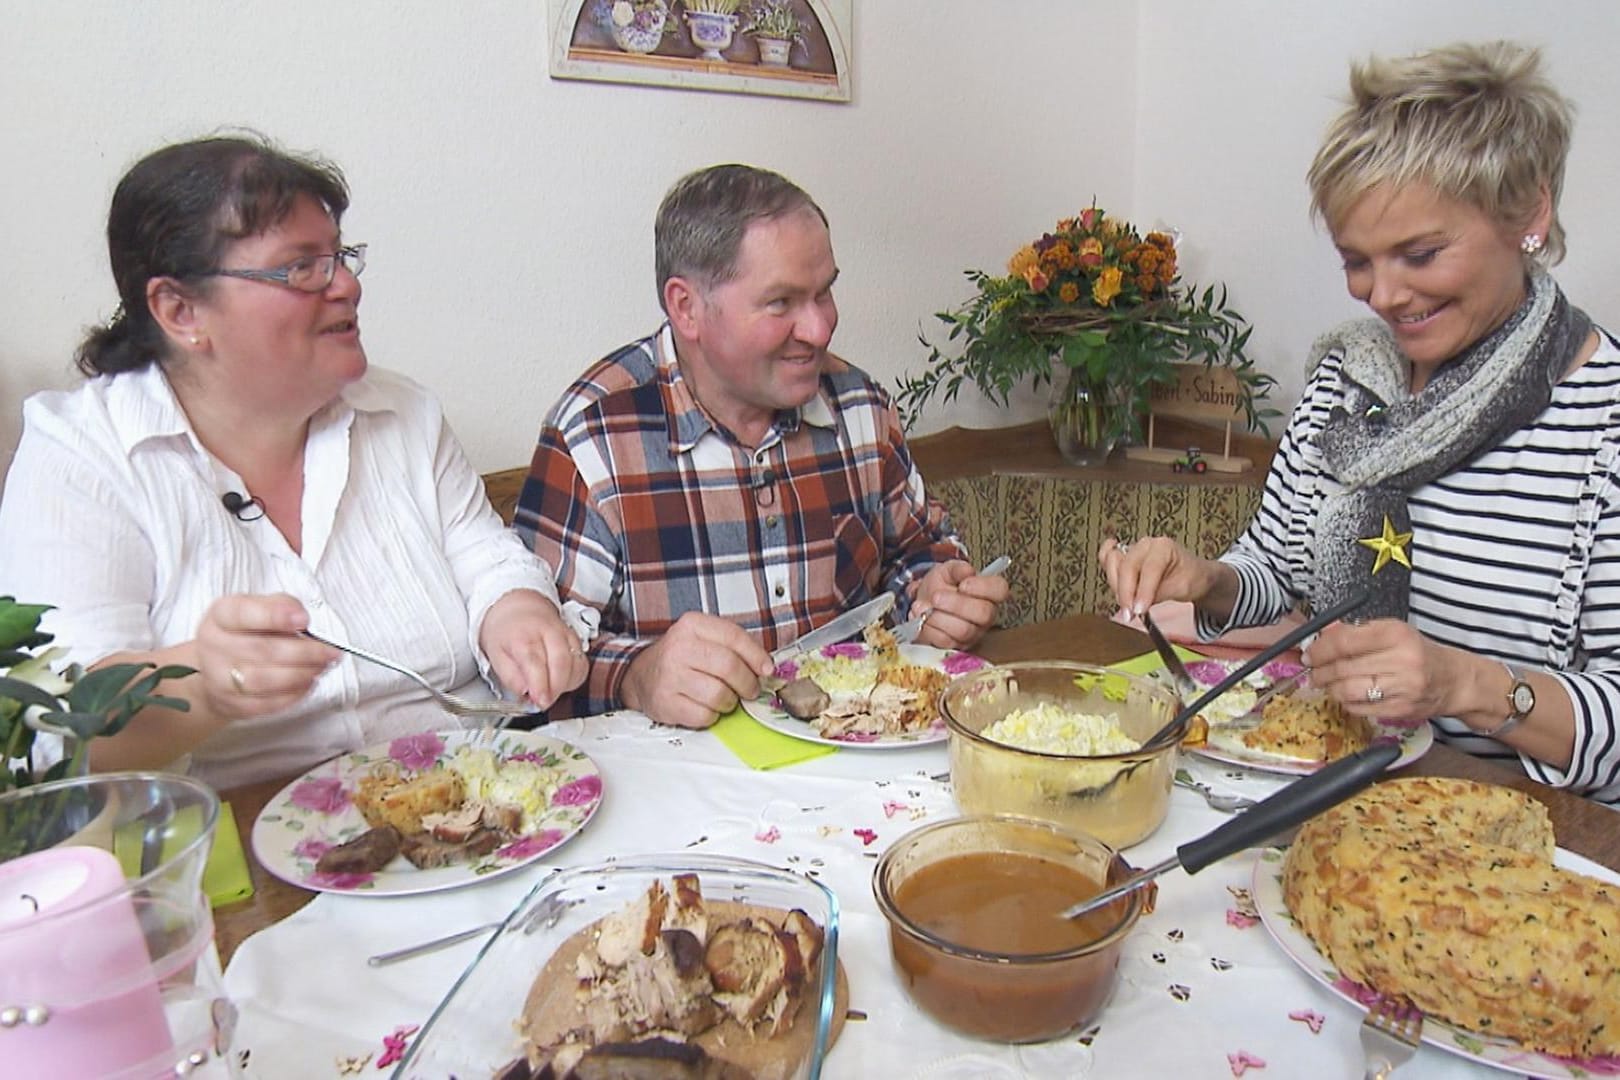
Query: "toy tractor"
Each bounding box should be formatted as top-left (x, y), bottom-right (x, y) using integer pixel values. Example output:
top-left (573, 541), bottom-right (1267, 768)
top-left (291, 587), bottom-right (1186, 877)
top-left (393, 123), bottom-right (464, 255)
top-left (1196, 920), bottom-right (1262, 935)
top-left (1171, 447), bottom-right (1208, 474)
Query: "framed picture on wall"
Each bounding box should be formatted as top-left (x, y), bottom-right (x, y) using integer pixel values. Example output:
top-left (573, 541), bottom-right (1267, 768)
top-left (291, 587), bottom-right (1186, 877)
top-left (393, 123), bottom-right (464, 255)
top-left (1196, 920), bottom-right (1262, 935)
top-left (548, 0), bottom-right (852, 102)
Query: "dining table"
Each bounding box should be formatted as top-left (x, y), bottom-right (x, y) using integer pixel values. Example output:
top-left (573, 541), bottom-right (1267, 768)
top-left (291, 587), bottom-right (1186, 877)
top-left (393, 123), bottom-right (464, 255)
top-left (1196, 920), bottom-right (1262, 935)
top-left (215, 613), bottom-right (1620, 1079)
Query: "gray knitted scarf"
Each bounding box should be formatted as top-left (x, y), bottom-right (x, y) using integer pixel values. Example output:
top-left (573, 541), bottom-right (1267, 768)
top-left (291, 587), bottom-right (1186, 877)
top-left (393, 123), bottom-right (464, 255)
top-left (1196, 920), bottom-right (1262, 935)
top-left (1310, 269), bottom-right (1590, 621)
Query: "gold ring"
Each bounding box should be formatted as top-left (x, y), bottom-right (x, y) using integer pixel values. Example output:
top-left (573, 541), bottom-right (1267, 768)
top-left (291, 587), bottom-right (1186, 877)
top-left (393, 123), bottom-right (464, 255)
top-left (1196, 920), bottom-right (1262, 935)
top-left (229, 667), bottom-right (247, 693)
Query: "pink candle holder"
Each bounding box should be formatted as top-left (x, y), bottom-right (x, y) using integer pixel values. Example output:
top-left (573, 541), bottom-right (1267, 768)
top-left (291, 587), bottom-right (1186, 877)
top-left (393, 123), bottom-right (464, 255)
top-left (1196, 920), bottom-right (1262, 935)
top-left (0, 772), bottom-right (236, 1079)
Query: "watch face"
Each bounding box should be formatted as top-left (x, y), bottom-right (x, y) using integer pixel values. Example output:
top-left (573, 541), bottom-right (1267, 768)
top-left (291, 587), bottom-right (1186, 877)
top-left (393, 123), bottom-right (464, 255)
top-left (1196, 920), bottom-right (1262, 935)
top-left (1510, 682), bottom-right (1535, 714)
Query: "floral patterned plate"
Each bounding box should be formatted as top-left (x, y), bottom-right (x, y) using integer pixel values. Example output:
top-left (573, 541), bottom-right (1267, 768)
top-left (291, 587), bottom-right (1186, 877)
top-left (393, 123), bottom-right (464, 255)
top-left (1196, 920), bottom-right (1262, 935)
top-left (1174, 658), bottom-right (1433, 776)
top-left (250, 729), bottom-right (603, 896)
top-left (1252, 845), bottom-right (1620, 1077)
top-left (743, 643), bottom-right (989, 749)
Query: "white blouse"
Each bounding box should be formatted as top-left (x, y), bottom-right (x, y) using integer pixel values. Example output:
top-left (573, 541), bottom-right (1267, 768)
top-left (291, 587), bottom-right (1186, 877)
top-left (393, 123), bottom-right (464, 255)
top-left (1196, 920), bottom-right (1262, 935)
top-left (0, 364), bottom-right (585, 790)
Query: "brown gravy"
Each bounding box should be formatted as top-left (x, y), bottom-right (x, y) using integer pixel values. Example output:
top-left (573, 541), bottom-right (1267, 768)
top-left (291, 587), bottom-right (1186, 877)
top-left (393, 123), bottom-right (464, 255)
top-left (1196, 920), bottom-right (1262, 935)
top-left (888, 850), bottom-right (1131, 1042)
top-left (893, 851), bottom-right (1119, 952)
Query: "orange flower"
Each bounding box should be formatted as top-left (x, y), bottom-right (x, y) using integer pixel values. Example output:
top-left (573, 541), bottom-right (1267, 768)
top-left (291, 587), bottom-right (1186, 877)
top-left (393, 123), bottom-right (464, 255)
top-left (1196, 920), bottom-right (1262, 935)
top-left (1007, 245), bottom-right (1039, 279)
top-left (1059, 281), bottom-right (1081, 304)
top-left (1137, 272), bottom-right (1158, 295)
top-left (1092, 266), bottom-right (1123, 307)
top-left (1079, 207), bottom-right (1099, 230)
top-left (1023, 263), bottom-right (1051, 293)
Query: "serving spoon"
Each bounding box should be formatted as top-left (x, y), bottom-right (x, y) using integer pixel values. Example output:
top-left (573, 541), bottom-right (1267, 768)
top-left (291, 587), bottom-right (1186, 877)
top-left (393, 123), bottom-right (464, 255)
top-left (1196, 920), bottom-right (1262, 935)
top-left (1062, 740), bottom-right (1399, 921)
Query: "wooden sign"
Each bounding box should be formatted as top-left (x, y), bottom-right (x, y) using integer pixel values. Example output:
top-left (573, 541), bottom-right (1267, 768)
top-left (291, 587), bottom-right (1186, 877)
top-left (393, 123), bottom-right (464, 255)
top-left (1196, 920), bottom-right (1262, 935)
top-left (1125, 362), bottom-right (1254, 473)
top-left (1145, 363), bottom-right (1247, 424)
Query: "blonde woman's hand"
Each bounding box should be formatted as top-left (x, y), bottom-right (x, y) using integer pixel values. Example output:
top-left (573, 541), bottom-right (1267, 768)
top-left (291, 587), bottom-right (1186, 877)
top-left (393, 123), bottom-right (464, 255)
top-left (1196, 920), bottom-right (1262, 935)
top-left (1098, 535), bottom-right (1226, 616)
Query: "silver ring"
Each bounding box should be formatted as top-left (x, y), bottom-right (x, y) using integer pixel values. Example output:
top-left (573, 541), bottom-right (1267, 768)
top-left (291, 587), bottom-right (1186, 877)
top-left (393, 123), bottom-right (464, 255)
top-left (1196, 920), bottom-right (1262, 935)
top-left (229, 667), bottom-right (247, 693)
top-left (1365, 677), bottom-right (1384, 704)
top-left (1115, 541), bottom-right (1131, 557)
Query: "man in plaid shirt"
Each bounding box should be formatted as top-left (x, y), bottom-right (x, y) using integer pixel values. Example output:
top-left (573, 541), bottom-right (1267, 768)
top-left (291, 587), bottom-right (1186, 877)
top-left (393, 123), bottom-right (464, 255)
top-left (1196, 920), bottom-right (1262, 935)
top-left (514, 165), bottom-right (1007, 728)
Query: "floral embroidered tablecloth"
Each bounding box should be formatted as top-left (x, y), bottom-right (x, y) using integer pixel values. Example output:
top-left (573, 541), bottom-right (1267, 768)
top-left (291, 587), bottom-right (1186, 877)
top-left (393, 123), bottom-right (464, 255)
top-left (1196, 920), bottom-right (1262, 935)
top-left (222, 711), bottom-right (1532, 1079)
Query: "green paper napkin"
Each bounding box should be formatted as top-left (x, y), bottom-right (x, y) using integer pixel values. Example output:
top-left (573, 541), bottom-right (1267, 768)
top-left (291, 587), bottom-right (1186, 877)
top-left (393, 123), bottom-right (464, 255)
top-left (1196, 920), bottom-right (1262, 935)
top-left (712, 704), bottom-right (837, 769)
top-left (110, 800), bottom-right (253, 907)
top-left (1111, 647), bottom-right (1202, 675)
top-left (1074, 647), bottom-right (1205, 701)
top-left (204, 803), bottom-right (254, 908)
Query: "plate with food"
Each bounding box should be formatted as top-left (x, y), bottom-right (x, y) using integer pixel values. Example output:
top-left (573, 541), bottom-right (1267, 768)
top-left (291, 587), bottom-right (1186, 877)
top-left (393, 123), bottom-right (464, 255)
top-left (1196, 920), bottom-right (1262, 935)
top-left (397, 857), bottom-right (847, 1079)
top-left (1252, 775), bottom-right (1620, 1077)
top-left (1172, 658), bottom-right (1432, 775)
top-left (251, 729), bottom-right (603, 896)
top-left (746, 632), bottom-right (990, 748)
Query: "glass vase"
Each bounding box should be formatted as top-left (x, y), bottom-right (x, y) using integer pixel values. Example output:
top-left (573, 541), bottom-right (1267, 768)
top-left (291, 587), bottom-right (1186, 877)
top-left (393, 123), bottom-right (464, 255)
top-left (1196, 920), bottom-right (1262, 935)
top-left (1047, 366), bottom-right (1125, 467)
top-left (0, 773), bottom-right (238, 1079)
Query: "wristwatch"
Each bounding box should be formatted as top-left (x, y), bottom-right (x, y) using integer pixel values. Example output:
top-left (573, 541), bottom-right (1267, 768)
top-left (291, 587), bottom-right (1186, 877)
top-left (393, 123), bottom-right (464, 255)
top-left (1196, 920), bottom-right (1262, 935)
top-left (1478, 663), bottom-right (1534, 738)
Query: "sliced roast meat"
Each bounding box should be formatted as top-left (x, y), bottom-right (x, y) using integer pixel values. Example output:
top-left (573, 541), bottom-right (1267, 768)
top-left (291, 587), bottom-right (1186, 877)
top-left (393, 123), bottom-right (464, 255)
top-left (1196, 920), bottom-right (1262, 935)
top-left (314, 825), bottom-right (401, 875)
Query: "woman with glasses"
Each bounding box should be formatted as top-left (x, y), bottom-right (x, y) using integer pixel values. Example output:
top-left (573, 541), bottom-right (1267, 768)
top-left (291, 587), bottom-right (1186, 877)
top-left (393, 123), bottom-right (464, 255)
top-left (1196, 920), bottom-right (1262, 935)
top-left (0, 134), bottom-right (589, 788)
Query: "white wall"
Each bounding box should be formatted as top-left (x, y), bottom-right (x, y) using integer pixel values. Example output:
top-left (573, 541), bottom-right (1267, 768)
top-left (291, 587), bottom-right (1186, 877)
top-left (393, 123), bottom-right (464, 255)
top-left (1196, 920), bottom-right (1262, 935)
top-left (3, 1), bottom-right (1618, 485)
top-left (1135, 0), bottom-right (1620, 410)
top-left (0, 0), bottom-right (1134, 481)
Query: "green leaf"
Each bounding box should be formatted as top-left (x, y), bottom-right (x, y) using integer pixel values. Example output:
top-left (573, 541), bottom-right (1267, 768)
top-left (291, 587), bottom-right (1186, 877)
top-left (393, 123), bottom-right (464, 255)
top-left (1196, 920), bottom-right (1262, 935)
top-left (0, 675), bottom-right (62, 713)
top-left (0, 599), bottom-right (53, 652)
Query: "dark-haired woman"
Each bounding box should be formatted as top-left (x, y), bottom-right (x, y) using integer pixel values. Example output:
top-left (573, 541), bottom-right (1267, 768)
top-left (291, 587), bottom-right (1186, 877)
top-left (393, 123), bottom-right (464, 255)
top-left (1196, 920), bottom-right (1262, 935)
top-left (0, 135), bottom-right (587, 788)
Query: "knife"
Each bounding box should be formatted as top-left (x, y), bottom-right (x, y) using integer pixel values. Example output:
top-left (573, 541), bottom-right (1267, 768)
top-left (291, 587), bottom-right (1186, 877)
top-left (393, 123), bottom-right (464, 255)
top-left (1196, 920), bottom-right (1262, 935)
top-left (1141, 608), bottom-right (1197, 704)
top-left (771, 592), bottom-right (896, 667)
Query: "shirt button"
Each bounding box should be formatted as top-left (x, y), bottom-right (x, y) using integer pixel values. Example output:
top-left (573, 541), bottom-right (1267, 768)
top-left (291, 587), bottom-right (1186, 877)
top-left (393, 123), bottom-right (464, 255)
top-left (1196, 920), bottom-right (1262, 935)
top-left (774, 584), bottom-right (786, 598)
top-left (766, 515), bottom-right (779, 527)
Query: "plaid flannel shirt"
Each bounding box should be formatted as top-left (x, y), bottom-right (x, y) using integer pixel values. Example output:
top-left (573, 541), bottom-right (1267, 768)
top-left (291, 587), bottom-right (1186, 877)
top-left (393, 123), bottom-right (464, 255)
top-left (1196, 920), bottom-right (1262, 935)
top-left (513, 325), bottom-right (968, 718)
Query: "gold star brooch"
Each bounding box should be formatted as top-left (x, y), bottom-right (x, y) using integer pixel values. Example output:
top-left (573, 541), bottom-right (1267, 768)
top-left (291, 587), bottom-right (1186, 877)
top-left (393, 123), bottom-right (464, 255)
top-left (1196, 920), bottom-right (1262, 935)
top-left (1358, 515), bottom-right (1413, 574)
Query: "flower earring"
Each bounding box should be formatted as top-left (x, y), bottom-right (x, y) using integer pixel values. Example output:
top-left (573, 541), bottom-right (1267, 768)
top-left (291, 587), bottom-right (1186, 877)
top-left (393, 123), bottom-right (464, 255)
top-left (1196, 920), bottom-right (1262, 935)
top-left (1520, 234), bottom-right (1544, 255)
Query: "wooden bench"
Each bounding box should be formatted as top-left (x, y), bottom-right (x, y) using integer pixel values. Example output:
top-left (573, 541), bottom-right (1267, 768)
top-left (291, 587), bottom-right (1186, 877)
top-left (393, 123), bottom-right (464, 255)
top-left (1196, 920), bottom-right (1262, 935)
top-left (479, 416), bottom-right (1274, 626)
top-left (907, 417), bottom-right (1273, 625)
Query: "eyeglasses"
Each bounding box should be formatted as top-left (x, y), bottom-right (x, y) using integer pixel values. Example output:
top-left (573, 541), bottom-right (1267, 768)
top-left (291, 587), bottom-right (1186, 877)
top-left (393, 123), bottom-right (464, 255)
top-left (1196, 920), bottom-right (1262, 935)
top-left (203, 244), bottom-right (367, 293)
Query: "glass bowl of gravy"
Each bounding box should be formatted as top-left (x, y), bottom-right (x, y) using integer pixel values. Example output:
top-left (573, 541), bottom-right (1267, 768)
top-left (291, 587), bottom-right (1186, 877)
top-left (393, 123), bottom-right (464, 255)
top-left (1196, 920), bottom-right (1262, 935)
top-left (872, 814), bottom-right (1153, 1043)
top-left (941, 661), bottom-right (1184, 848)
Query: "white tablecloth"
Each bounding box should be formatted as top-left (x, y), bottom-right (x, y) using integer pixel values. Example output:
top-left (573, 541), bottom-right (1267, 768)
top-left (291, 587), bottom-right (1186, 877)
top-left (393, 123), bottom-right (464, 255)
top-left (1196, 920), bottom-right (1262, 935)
top-left (223, 712), bottom-right (1531, 1079)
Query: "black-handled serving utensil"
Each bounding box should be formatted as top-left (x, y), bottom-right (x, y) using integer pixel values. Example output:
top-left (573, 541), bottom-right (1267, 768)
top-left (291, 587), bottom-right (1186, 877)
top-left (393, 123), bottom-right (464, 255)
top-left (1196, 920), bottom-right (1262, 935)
top-left (1138, 586), bottom-right (1372, 751)
top-left (1060, 739), bottom-right (1399, 920)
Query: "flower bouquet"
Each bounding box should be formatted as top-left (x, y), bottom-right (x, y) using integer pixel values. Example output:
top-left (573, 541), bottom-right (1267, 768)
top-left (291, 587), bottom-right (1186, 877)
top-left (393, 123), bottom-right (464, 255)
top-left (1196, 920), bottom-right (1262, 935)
top-left (899, 206), bottom-right (1275, 461)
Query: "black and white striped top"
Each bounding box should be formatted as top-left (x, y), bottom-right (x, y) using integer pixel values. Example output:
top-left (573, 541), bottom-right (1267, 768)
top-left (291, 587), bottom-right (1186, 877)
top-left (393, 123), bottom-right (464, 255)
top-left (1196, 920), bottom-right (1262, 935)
top-left (1211, 330), bottom-right (1620, 807)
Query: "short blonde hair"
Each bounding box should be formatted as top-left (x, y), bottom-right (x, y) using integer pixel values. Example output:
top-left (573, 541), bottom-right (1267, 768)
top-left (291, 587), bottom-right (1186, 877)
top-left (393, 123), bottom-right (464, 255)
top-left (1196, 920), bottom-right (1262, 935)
top-left (1307, 41), bottom-right (1574, 263)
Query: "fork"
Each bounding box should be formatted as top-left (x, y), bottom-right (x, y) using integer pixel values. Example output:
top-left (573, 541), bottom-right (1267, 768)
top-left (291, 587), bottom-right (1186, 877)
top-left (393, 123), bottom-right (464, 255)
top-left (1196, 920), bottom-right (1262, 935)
top-left (1360, 995), bottom-right (1422, 1079)
top-left (300, 629), bottom-right (534, 727)
top-left (892, 555), bottom-right (1012, 644)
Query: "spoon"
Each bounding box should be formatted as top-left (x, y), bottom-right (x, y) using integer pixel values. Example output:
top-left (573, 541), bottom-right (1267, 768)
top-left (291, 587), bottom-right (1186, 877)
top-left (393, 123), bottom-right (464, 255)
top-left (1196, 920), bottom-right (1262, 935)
top-left (1174, 774), bottom-right (1257, 814)
top-left (1061, 740), bottom-right (1399, 921)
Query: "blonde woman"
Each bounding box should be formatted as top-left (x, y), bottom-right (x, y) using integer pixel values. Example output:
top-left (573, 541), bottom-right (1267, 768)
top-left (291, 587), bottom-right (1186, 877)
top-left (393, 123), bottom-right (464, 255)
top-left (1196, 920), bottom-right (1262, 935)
top-left (1102, 42), bottom-right (1620, 805)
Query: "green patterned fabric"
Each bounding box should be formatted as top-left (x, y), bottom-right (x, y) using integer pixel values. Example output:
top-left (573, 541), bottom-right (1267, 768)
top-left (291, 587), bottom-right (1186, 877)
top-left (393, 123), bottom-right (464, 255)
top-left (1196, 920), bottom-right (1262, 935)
top-left (930, 474), bottom-right (1263, 625)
